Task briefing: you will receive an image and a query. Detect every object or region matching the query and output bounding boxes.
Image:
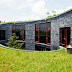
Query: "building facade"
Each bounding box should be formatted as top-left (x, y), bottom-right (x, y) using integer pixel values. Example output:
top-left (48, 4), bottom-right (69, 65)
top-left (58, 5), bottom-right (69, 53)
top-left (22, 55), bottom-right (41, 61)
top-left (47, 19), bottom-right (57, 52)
top-left (0, 9), bottom-right (72, 50)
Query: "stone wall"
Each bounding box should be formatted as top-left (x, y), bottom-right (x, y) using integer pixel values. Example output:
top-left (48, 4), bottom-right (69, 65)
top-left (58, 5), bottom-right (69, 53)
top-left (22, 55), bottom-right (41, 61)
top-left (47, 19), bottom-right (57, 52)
top-left (51, 10), bottom-right (72, 49)
top-left (51, 19), bottom-right (59, 50)
top-left (0, 24), bottom-right (12, 44)
top-left (25, 23), bottom-right (35, 50)
top-left (0, 22), bottom-right (36, 50)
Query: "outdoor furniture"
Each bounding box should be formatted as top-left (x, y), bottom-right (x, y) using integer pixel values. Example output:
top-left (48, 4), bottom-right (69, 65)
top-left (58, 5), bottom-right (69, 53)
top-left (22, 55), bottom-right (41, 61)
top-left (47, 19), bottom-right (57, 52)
top-left (66, 45), bottom-right (72, 54)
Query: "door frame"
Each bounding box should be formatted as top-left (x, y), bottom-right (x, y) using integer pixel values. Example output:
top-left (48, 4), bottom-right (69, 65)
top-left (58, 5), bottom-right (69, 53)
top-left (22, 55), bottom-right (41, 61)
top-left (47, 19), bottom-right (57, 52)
top-left (60, 27), bottom-right (71, 47)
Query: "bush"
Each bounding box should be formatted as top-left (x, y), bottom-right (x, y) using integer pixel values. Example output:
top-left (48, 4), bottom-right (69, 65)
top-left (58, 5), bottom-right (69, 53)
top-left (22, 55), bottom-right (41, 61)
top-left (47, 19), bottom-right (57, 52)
top-left (6, 33), bottom-right (24, 49)
top-left (16, 42), bottom-right (24, 49)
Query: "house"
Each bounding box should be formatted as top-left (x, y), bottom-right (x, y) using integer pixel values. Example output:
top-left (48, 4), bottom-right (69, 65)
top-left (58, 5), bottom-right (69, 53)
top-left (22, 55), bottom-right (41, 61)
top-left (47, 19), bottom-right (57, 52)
top-left (0, 9), bottom-right (72, 51)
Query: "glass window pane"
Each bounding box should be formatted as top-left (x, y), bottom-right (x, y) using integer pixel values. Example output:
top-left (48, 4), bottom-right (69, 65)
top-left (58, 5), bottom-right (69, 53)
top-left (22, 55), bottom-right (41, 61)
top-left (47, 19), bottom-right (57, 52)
top-left (48, 30), bottom-right (51, 43)
top-left (12, 30), bottom-right (15, 35)
top-left (62, 29), bottom-right (64, 44)
top-left (48, 30), bottom-right (50, 37)
top-left (36, 31), bottom-right (38, 41)
top-left (40, 30), bottom-right (46, 35)
top-left (40, 24), bottom-right (46, 29)
top-left (12, 25), bottom-right (15, 30)
top-left (47, 22), bottom-right (51, 28)
top-left (48, 37), bottom-right (50, 43)
top-left (12, 25), bottom-right (25, 40)
top-left (36, 31), bottom-right (38, 36)
top-left (40, 30), bottom-right (46, 43)
top-left (23, 25), bottom-right (25, 30)
top-left (67, 29), bottom-right (70, 45)
top-left (24, 30), bottom-right (25, 40)
top-left (35, 23), bottom-right (51, 44)
top-left (0, 30), bottom-right (5, 40)
top-left (16, 26), bottom-right (22, 30)
top-left (16, 30), bottom-right (22, 40)
top-left (36, 24), bottom-right (39, 29)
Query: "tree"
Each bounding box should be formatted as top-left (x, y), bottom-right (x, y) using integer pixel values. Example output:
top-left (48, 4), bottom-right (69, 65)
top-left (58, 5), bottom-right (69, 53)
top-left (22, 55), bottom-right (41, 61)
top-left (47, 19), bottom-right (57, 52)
top-left (52, 10), bottom-right (56, 16)
top-left (6, 33), bottom-right (24, 49)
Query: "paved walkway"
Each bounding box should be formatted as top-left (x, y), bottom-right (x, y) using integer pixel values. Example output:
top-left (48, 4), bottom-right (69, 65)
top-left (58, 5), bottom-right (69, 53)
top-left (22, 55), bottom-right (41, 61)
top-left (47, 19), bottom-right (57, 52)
top-left (0, 44), bottom-right (65, 52)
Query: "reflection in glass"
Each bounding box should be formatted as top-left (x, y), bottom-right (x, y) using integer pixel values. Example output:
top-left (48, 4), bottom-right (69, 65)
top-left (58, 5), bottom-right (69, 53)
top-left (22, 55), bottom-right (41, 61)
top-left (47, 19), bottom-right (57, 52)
top-left (0, 30), bottom-right (5, 40)
top-left (40, 30), bottom-right (46, 43)
top-left (12, 25), bottom-right (25, 40)
top-left (48, 30), bottom-right (50, 43)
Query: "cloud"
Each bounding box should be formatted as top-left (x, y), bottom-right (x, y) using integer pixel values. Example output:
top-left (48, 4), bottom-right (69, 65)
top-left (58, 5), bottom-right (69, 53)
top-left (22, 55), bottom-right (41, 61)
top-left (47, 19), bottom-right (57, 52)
top-left (0, 0), bottom-right (13, 4)
top-left (47, 6), bottom-right (72, 16)
top-left (32, 0), bottom-right (48, 18)
top-left (56, 6), bottom-right (72, 14)
top-left (15, 0), bottom-right (34, 10)
top-left (0, 0), bottom-right (72, 22)
top-left (0, 15), bottom-right (40, 22)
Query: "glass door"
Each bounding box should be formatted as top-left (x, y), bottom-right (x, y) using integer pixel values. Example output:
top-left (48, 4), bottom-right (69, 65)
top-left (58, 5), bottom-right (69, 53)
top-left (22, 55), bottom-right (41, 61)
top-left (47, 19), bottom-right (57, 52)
top-left (60, 27), bottom-right (71, 47)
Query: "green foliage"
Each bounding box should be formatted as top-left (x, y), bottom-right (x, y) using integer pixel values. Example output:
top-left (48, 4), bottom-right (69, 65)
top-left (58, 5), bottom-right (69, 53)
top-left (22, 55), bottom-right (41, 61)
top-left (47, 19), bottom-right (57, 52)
top-left (6, 33), bottom-right (18, 47)
top-left (0, 20), bottom-right (36, 24)
top-left (46, 15), bottom-right (53, 18)
top-left (16, 43), bottom-right (24, 49)
top-left (0, 48), bottom-right (72, 72)
top-left (6, 33), bottom-right (24, 49)
top-left (46, 14), bottom-right (60, 18)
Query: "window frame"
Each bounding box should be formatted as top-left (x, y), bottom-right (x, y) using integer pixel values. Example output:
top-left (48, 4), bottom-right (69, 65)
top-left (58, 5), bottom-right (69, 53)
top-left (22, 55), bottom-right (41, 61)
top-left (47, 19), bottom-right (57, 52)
top-left (35, 24), bottom-right (40, 43)
top-left (35, 23), bottom-right (51, 45)
top-left (12, 25), bottom-right (25, 41)
top-left (47, 28), bottom-right (51, 45)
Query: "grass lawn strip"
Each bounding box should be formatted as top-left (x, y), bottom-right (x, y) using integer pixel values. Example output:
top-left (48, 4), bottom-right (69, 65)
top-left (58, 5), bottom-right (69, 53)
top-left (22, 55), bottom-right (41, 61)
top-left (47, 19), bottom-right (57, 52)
top-left (0, 47), bottom-right (72, 72)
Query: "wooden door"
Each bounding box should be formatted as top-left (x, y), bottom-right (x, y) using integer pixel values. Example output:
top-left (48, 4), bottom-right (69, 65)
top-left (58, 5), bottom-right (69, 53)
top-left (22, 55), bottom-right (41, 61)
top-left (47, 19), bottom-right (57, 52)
top-left (60, 27), bottom-right (71, 47)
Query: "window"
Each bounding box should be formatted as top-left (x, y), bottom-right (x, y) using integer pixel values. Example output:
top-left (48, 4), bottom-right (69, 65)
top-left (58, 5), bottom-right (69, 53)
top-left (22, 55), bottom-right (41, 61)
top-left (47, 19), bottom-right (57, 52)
top-left (67, 29), bottom-right (70, 45)
top-left (40, 23), bottom-right (46, 29)
top-left (62, 29), bottom-right (64, 44)
top-left (36, 31), bottom-right (38, 41)
top-left (35, 29), bottom-right (39, 42)
top-left (12, 25), bottom-right (25, 41)
top-left (0, 30), bottom-right (5, 40)
top-left (36, 24), bottom-right (39, 29)
top-left (48, 30), bottom-right (51, 43)
top-left (40, 30), bottom-right (46, 43)
top-left (16, 26), bottom-right (22, 40)
top-left (35, 22), bottom-right (51, 44)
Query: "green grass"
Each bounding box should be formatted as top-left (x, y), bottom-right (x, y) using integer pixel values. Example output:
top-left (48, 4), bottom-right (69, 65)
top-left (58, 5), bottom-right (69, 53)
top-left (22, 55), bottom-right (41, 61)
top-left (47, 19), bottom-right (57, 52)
top-left (0, 20), bottom-right (36, 24)
top-left (0, 47), bottom-right (72, 72)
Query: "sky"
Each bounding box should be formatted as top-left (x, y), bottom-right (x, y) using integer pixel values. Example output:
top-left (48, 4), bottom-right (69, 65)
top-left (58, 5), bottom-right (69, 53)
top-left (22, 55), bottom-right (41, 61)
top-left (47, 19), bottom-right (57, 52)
top-left (0, 0), bottom-right (72, 22)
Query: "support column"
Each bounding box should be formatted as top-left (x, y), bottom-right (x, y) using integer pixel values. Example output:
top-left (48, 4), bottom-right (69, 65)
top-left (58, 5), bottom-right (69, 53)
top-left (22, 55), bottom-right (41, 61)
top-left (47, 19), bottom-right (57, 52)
top-left (71, 27), bottom-right (72, 45)
top-left (51, 20), bottom-right (59, 50)
top-left (25, 24), bottom-right (35, 50)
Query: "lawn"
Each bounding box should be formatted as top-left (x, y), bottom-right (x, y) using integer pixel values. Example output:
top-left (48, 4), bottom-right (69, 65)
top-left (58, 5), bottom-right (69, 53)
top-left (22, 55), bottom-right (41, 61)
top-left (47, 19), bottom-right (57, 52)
top-left (0, 47), bottom-right (72, 72)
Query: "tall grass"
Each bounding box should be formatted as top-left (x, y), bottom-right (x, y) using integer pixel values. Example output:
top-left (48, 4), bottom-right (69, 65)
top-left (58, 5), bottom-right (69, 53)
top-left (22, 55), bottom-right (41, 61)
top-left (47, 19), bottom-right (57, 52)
top-left (0, 47), bottom-right (72, 72)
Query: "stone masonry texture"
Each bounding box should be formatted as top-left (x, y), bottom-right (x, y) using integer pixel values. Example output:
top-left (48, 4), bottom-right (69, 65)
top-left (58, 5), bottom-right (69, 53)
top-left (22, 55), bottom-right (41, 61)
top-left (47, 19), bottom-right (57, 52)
top-left (0, 10), bottom-right (72, 50)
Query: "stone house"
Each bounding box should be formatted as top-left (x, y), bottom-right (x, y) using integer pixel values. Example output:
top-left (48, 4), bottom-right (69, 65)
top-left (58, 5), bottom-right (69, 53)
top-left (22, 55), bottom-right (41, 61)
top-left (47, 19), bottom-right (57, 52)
top-left (0, 9), bottom-right (72, 50)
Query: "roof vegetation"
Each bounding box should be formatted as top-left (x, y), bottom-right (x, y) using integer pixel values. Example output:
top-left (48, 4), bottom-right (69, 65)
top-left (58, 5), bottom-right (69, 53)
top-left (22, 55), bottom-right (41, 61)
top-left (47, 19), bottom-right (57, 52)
top-left (46, 14), bottom-right (60, 18)
top-left (0, 9), bottom-right (72, 24)
top-left (0, 20), bottom-right (36, 24)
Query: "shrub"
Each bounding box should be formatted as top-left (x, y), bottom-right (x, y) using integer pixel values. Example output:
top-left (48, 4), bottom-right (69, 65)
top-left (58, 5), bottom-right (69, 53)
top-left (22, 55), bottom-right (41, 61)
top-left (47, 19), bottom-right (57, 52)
top-left (16, 42), bottom-right (24, 49)
top-left (6, 33), bottom-right (24, 49)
